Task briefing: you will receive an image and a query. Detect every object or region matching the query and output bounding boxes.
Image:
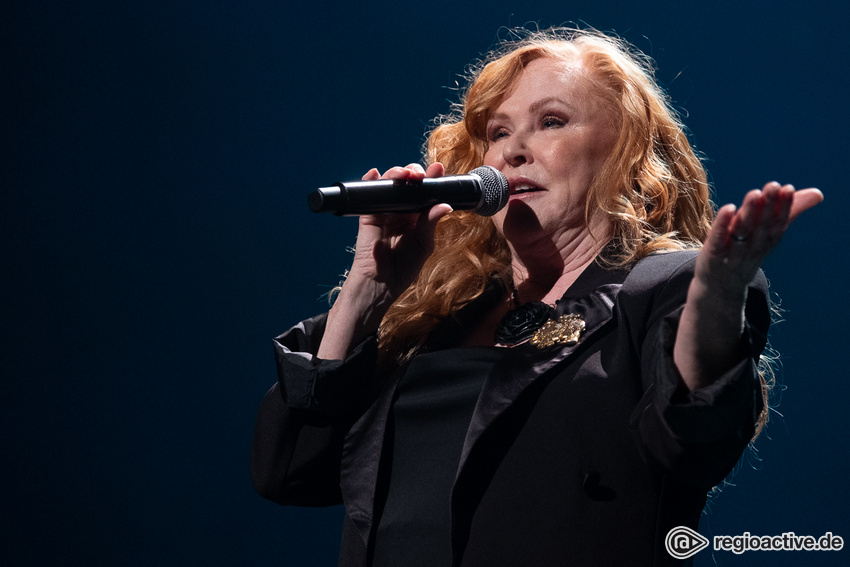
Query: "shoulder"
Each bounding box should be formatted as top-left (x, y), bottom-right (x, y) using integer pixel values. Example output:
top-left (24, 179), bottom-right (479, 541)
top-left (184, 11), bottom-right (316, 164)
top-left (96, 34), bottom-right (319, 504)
top-left (609, 251), bottom-right (702, 334)
top-left (622, 249), bottom-right (768, 297)
top-left (621, 250), bottom-right (700, 297)
top-left (617, 249), bottom-right (770, 341)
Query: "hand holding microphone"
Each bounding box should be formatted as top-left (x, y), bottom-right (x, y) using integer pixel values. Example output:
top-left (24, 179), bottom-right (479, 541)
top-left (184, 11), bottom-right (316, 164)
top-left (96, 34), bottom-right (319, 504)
top-left (308, 165), bottom-right (509, 216)
top-left (317, 162), bottom-right (500, 360)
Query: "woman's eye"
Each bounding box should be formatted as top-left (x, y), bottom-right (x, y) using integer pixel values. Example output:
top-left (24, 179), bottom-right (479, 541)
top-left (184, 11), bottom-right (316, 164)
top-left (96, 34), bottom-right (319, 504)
top-left (541, 115), bottom-right (566, 128)
top-left (489, 128), bottom-right (508, 141)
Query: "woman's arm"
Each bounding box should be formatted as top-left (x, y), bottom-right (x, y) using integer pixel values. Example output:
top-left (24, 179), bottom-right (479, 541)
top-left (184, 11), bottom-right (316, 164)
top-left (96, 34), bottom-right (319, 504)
top-left (252, 163), bottom-right (453, 502)
top-left (674, 182), bottom-right (822, 390)
top-left (251, 315), bottom-right (380, 505)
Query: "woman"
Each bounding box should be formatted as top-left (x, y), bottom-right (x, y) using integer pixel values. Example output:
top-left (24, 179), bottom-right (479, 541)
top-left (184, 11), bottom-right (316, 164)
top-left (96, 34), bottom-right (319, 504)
top-left (251, 29), bottom-right (822, 566)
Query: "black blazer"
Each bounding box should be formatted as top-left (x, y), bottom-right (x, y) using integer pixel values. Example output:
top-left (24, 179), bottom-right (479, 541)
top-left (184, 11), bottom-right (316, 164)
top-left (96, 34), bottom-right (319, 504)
top-left (251, 250), bottom-right (770, 566)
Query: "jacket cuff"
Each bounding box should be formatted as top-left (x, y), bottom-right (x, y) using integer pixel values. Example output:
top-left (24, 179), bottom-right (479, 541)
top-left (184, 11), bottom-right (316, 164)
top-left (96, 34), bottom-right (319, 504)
top-left (652, 305), bottom-right (763, 445)
top-left (273, 313), bottom-right (379, 418)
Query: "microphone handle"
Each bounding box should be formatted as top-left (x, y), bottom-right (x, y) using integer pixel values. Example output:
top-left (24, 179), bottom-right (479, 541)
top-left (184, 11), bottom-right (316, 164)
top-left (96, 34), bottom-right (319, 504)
top-left (308, 177), bottom-right (482, 216)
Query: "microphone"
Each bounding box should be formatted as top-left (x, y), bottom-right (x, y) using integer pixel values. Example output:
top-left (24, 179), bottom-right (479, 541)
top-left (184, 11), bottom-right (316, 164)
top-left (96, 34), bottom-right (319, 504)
top-left (307, 166), bottom-right (509, 217)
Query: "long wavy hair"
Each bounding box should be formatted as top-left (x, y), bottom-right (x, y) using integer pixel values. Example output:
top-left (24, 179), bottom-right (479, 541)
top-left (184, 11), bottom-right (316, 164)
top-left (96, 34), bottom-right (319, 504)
top-left (377, 28), bottom-right (714, 368)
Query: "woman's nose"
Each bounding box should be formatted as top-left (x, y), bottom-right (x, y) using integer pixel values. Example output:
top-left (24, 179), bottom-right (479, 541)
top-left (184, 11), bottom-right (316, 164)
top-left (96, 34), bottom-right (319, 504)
top-left (502, 131), bottom-right (532, 167)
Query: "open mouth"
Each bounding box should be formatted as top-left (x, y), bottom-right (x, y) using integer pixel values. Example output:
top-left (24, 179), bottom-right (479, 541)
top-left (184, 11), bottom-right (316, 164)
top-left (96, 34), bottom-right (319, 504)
top-left (510, 183), bottom-right (544, 195)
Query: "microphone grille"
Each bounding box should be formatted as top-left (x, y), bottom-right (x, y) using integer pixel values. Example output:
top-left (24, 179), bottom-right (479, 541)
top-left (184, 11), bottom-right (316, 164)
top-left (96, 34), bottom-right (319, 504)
top-left (470, 166), bottom-right (509, 216)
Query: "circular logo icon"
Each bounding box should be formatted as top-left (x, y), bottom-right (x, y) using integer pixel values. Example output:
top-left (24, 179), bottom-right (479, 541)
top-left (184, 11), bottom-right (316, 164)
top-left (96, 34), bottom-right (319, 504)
top-left (665, 526), bottom-right (710, 559)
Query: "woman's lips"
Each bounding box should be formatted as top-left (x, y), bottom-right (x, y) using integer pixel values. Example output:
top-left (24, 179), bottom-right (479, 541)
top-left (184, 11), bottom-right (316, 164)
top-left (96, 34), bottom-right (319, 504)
top-left (508, 178), bottom-right (546, 198)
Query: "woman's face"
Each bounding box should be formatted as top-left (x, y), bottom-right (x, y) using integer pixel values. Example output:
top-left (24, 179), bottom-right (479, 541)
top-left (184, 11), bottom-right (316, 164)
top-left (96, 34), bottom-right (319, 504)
top-left (483, 56), bottom-right (617, 247)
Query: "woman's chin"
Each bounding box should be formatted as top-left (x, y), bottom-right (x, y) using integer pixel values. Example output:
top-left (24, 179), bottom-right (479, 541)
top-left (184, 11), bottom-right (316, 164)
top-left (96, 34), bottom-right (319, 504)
top-left (493, 199), bottom-right (545, 243)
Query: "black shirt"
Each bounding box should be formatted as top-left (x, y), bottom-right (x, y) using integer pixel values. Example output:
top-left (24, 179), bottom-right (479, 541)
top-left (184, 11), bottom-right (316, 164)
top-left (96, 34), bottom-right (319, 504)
top-left (371, 347), bottom-right (505, 566)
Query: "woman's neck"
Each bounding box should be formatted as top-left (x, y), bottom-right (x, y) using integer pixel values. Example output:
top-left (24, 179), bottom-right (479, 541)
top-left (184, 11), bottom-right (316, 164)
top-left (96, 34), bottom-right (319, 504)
top-left (508, 222), bottom-right (610, 305)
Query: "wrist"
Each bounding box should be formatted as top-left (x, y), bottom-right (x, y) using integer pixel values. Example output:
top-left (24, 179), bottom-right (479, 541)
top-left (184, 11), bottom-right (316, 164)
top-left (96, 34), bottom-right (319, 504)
top-left (318, 276), bottom-right (393, 361)
top-left (689, 273), bottom-right (748, 319)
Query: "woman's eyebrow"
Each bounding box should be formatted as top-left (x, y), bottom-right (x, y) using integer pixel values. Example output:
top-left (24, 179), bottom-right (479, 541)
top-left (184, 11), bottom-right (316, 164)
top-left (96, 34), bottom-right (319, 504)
top-left (488, 97), bottom-right (575, 124)
top-left (529, 96), bottom-right (574, 113)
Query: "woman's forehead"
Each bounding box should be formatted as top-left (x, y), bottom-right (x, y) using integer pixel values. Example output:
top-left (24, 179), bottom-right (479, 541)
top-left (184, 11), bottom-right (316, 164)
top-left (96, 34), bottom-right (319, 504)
top-left (491, 57), bottom-right (602, 113)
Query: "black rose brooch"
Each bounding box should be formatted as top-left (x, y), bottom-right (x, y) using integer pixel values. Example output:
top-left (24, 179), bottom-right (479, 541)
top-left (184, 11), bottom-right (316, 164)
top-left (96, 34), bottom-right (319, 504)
top-left (495, 302), bottom-right (587, 348)
top-left (494, 302), bottom-right (553, 345)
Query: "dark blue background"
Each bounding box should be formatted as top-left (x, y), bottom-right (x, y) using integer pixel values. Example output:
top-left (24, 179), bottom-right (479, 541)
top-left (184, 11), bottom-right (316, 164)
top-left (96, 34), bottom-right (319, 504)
top-left (3, 1), bottom-right (847, 565)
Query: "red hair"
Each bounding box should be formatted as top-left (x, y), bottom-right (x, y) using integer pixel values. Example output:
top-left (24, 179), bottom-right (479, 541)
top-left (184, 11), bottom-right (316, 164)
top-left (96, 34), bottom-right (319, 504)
top-left (379, 28), bottom-right (713, 367)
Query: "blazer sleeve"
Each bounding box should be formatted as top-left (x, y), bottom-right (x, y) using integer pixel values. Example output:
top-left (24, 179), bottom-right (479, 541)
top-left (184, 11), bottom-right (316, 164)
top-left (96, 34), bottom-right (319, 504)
top-left (250, 313), bottom-right (380, 506)
top-left (628, 253), bottom-right (771, 489)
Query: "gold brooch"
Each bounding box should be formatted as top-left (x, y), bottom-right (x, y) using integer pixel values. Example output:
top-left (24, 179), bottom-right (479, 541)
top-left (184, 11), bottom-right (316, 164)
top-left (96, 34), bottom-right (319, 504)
top-left (530, 314), bottom-right (586, 349)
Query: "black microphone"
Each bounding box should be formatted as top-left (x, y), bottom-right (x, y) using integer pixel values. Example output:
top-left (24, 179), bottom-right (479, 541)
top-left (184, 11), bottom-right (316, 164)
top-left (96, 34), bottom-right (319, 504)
top-left (307, 166), bottom-right (509, 217)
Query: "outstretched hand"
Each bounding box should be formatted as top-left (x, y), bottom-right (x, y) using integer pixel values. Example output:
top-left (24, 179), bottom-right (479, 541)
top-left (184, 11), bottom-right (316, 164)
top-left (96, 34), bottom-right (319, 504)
top-left (695, 182), bottom-right (823, 295)
top-left (676, 182), bottom-right (823, 390)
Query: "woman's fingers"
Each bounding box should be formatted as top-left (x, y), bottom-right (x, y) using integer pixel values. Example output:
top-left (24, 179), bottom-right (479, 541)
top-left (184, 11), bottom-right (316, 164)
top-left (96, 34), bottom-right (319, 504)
top-left (361, 168), bottom-right (381, 181)
top-left (363, 162), bottom-right (445, 181)
top-left (738, 183), bottom-right (780, 254)
top-left (426, 203), bottom-right (453, 223)
top-left (788, 187), bottom-right (824, 223)
top-left (355, 162), bottom-right (450, 251)
top-left (425, 162), bottom-right (445, 178)
top-left (378, 163), bottom-right (427, 180)
top-left (705, 203), bottom-right (737, 255)
top-left (726, 182), bottom-right (822, 252)
top-left (359, 162), bottom-right (450, 227)
top-left (727, 188), bottom-right (762, 243)
top-left (760, 183), bottom-right (793, 247)
top-left (699, 181), bottom-right (822, 294)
